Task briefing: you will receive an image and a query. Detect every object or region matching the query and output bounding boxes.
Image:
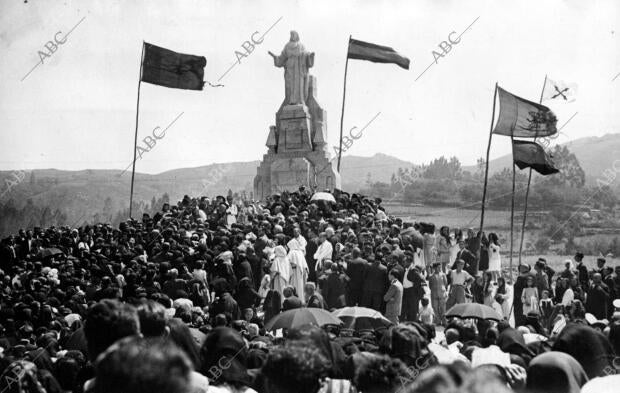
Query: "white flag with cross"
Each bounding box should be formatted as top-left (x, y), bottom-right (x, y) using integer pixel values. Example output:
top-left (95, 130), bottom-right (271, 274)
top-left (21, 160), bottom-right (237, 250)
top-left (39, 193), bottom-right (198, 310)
top-left (543, 77), bottom-right (577, 103)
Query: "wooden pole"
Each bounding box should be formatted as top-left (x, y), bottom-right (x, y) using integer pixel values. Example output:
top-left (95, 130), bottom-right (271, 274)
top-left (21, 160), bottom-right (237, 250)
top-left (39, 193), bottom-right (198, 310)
top-left (337, 35), bottom-right (352, 172)
top-left (518, 75), bottom-right (547, 266)
top-left (129, 42), bottom-right (145, 219)
top-left (479, 83), bottom-right (498, 236)
top-left (509, 136), bottom-right (516, 283)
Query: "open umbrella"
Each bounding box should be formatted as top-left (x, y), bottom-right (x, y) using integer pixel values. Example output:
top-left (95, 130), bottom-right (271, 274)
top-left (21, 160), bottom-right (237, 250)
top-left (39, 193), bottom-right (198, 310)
top-left (265, 308), bottom-right (342, 331)
top-left (445, 303), bottom-right (503, 321)
top-left (331, 306), bottom-right (393, 331)
top-left (39, 247), bottom-right (64, 259)
top-left (310, 192), bottom-right (336, 204)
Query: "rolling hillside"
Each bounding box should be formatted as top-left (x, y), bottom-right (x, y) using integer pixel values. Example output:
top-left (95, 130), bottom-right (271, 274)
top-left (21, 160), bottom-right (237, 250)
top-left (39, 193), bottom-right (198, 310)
top-left (0, 133), bottom-right (618, 231)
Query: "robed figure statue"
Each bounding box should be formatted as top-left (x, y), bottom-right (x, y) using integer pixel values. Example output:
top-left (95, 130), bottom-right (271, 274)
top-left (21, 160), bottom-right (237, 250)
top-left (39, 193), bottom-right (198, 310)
top-left (269, 31), bottom-right (315, 106)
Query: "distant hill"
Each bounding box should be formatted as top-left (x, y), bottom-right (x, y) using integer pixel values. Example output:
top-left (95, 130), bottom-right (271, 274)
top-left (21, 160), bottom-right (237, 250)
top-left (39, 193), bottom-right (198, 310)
top-left (0, 133), bottom-right (618, 230)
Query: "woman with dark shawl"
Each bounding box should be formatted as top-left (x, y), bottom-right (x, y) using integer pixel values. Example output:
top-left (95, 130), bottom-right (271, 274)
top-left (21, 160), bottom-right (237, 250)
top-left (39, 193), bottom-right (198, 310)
top-left (552, 323), bottom-right (615, 379)
top-left (234, 278), bottom-right (261, 311)
top-left (496, 327), bottom-right (535, 365)
top-left (512, 264), bottom-right (532, 327)
top-left (286, 325), bottom-right (347, 379)
top-left (525, 351), bottom-right (588, 393)
top-left (378, 324), bottom-right (437, 374)
top-left (199, 327), bottom-right (256, 392)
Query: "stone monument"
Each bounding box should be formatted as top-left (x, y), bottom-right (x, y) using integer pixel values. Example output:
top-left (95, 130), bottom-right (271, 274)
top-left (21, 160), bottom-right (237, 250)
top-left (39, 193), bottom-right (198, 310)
top-left (253, 31), bottom-right (341, 200)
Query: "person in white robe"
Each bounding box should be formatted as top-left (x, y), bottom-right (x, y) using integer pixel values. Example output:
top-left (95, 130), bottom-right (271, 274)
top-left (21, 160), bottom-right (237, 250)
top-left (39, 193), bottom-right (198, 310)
top-left (287, 227), bottom-right (308, 301)
top-left (271, 245), bottom-right (291, 302)
top-left (225, 202), bottom-right (238, 228)
top-left (313, 232), bottom-right (333, 277)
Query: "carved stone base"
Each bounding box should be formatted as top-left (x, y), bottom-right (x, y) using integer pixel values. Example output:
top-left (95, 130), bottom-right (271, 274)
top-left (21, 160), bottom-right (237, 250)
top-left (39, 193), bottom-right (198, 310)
top-left (253, 150), bottom-right (341, 199)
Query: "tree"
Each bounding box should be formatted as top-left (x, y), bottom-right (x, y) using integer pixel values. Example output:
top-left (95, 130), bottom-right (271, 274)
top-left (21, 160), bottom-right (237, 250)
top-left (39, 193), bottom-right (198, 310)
top-left (534, 236), bottom-right (551, 253)
top-left (475, 157), bottom-right (486, 180)
top-left (423, 156), bottom-right (462, 180)
top-left (103, 197), bottom-right (114, 222)
top-left (591, 185), bottom-right (618, 211)
top-left (538, 145), bottom-right (585, 188)
top-left (29, 172), bottom-right (35, 185)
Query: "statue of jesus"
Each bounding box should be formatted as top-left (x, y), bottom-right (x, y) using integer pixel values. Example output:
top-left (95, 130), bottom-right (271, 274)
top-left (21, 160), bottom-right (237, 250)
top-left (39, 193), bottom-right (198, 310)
top-left (269, 31), bottom-right (315, 106)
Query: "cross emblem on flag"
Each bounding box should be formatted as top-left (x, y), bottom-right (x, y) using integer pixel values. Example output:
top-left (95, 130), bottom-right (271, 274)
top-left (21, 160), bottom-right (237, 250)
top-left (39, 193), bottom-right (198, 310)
top-left (552, 86), bottom-right (570, 100)
top-left (543, 77), bottom-right (577, 103)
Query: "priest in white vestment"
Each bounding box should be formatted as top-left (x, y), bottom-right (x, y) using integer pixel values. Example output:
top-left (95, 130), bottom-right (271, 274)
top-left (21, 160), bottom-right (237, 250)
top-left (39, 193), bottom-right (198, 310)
top-left (271, 245), bottom-right (291, 302)
top-left (287, 227), bottom-right (308, 301)
top-left (313, 232), bottom-right (333, 277)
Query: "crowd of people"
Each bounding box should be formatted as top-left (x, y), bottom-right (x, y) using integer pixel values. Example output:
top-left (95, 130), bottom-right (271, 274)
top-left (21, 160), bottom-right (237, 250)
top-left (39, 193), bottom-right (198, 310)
top-left (0, 187), bottom-right (619, 393)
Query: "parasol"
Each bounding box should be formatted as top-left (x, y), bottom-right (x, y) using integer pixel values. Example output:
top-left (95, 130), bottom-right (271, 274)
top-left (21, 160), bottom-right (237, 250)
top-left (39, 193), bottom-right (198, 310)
top-left (445, 303), bottom-right (503, 321)
top-left (310, 192), bottom-right (336, 204)
top-left (265, 307), bottom-right (342, 331)
top-left (331, 306), bottom-right (393, 331)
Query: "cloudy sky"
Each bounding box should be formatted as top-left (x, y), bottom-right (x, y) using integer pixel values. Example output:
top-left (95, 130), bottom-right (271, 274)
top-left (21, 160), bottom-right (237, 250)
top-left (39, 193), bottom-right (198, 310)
top-left (1, 0), bottom-right (618, 174)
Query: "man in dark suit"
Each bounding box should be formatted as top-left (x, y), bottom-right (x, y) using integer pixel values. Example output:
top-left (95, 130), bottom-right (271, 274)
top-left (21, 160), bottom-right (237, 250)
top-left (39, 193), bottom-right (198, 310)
top-left (346, 247), bottom-right (368, 306)
top-left (384, 269), bottom-right (404, 324)
top-left (321, 261), bottom-right (347, 310)
top-left (253, 228), bottom-right (270, 258)
top-left (574, 252), bottom-right (588, 288)
top-left (455, 240), bottom-right (476, 271)
top-left (234, 251), bottom-right (254, 288)
top-left (246, 247), bottom-right (262, 291)
top-left (402, 261), bottom-right (425, 322)
top-left (465, 229), bottom-right (481, 274)
top-left (361, 255), bottom-right (388, 312)
top-left (305, 230), bottom-right (320, 282)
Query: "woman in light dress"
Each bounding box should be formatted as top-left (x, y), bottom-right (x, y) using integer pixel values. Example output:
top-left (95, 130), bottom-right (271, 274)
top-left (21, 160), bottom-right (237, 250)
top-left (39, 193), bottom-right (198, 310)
top-left (487, 233), bottom-right (501, 282)
top-left (494, 276), bottom-right (513, 322)
top-left (423, 230), bottom-right (436, 274)
top-left (482, 271), bottom-right (496, 307)
top-left (436, 226), bottom-right (451, 273)
top-left (449, 229), bottom-right (461, 267)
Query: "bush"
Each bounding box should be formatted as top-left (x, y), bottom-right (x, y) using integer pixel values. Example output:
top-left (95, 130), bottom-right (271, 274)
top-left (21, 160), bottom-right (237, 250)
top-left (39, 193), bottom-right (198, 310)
top-left (534, 237), bottom-right (551, 253)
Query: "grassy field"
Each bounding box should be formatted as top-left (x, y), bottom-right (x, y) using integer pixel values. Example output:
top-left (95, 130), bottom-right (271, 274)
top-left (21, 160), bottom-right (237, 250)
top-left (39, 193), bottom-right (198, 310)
top-left (384, 203), bottom-right (511, 230)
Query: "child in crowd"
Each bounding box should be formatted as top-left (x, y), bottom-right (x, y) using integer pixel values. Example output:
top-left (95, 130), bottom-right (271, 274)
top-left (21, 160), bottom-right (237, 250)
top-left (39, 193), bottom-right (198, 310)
top-left (418, 297), bottom-right (434, 325)
top-left (539, 289), bottom-right (554, 328)
top-left (522, 275), bottom-right (539, 315)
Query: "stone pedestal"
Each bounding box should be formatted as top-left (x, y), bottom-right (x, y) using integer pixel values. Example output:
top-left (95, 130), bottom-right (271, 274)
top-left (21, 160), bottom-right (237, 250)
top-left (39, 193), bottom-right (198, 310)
top-left (254, 74), bottom-right (341, 200)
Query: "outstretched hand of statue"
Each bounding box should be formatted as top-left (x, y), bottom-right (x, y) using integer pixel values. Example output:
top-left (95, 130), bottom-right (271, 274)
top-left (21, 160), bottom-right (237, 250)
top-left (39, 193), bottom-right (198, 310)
top-left (268, 51), bottom-right (277, 59)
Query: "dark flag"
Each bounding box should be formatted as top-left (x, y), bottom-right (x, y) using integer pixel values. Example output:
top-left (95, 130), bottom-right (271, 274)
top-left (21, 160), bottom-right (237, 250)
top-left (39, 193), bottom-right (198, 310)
top-left (513, 140), bottom-right (559, 175)
top-left (493, 87), bottom-right (558, 138)
top-left (141, 43), bottom-right (206, 90)
top-left (347, 38), bottom-right (410, 70)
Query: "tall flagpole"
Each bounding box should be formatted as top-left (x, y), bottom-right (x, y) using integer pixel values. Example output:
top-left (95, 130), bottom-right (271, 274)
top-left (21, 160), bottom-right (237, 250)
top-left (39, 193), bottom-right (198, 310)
top-left (509, 136), bottom-right (516, 283)
top-left (479, 83), bottom-right (498, 237)
top-left (518, 75), bottom-right (547, 266)
top-left (129, 42), bottom-right (145, 219)
top-left (337, 35), bottom-right (352, 172)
